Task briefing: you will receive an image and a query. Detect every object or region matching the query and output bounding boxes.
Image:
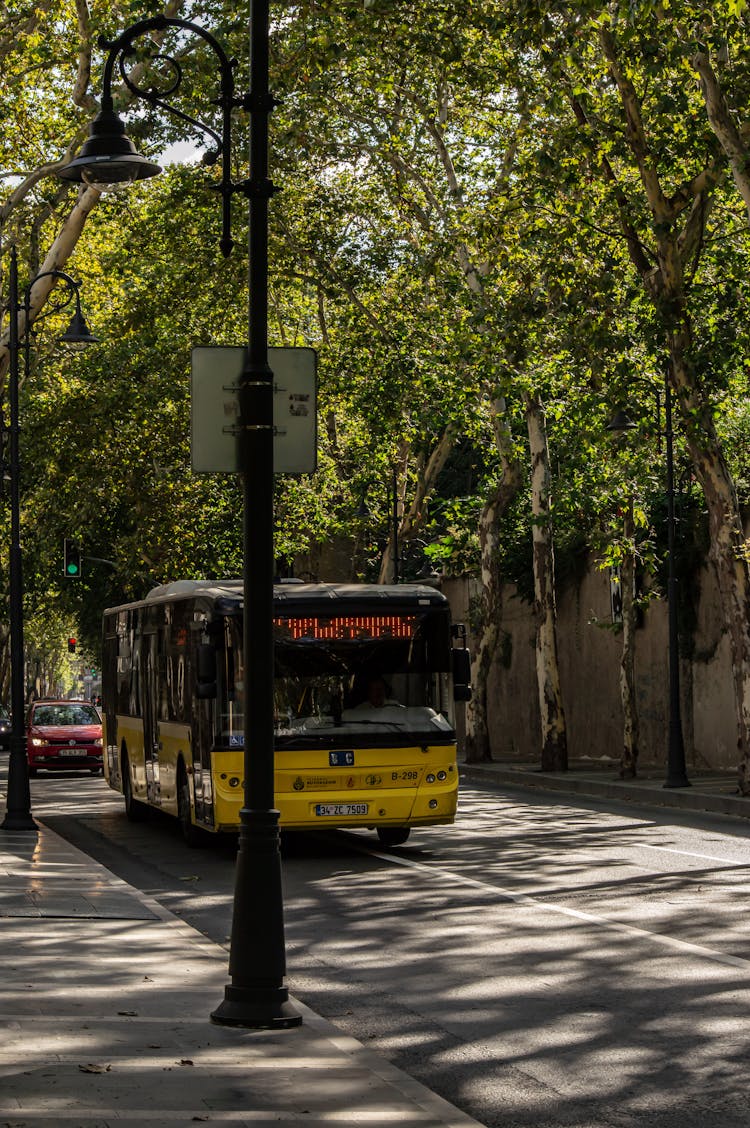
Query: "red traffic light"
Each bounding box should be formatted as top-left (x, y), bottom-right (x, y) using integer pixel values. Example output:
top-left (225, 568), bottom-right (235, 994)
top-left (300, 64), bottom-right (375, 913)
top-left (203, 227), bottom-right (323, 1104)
top-left (67, 637), bottom-right (77, 653)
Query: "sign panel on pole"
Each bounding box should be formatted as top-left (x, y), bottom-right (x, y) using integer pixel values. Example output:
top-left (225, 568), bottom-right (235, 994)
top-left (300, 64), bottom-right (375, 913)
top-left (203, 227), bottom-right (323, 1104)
top-left (191, 346), bottom-right (317, 474)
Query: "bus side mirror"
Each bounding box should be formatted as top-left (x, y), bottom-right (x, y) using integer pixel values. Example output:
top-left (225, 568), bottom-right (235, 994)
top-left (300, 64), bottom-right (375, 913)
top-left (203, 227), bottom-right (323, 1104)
top-left (452, 647), bottom-right (472, 702)
top-left (196, 643), bottom-right (217, 700)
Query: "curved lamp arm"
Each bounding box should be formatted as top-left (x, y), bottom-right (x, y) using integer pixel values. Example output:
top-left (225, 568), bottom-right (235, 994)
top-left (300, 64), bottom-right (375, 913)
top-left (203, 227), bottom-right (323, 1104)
top-left (22, 269), bottom-right (98, 348)
top-left (59, 16), bottom-right (245, 257)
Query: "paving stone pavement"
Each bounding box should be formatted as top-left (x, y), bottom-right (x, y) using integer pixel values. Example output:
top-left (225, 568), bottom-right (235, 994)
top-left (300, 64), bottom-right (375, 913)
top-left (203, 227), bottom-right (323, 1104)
top-left (0, 814), bottom-right (484, 1128)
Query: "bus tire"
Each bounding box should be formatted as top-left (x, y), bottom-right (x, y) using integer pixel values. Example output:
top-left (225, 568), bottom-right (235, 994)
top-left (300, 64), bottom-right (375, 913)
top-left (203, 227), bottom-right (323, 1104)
top-left (377, 826), bottom-right (410, 847)
top-left (122, 750), bottom-right (147, 823)
top-left (177, 763), bottom-right (204, 848)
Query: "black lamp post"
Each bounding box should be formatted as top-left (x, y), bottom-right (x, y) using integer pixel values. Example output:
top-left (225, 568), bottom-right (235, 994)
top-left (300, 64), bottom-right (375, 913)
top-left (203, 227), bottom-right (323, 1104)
top-left (662, 367), bottom-right (690, 788)
top-left (391, 467), bottom-right (400, 584)
top-left (606, 364), bottom-right (690, 789)
top-left (58, 5), bottom-right (301, 1028)
top-left (2, 248), bottom-right (98, 831)
top-left (357, 469), bottom-right (400, 583)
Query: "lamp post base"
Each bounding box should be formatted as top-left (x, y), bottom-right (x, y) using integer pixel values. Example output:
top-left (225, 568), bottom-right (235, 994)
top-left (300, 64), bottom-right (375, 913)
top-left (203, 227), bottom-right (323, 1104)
top-left (663, 776), bottom-right (691, 789)
top-left (1, 812), bottom-right (37, 831)
top-left (211, 984), bottom-right (302, 1029)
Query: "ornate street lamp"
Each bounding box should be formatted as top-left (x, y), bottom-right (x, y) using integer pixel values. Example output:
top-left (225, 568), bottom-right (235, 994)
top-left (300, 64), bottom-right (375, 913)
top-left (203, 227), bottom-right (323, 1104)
top-left (58, 6), bottom-right (301, 1028)
top-left (606, 364), bottom-right (691, 789)
top-left (2, 248), bottom-right (98, 831)
top-left (661, 367), bottom-right (690, 789)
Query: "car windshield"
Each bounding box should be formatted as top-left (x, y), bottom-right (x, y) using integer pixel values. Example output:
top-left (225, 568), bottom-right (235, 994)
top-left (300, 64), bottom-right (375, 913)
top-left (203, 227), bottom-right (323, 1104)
top-left (32, 704), bottom-right (100, 726)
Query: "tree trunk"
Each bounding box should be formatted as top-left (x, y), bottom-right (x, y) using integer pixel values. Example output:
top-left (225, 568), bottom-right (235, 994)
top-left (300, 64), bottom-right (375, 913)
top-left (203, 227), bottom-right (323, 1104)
top-left (465, 398), bottom-right (523, 763)
top-left (525, 392), bottom-right (567, 771)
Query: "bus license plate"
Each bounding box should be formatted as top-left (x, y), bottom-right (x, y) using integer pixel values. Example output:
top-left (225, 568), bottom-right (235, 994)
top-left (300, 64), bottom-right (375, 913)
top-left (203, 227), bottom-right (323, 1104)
top-left (315, 803), bottom-right (369, 817)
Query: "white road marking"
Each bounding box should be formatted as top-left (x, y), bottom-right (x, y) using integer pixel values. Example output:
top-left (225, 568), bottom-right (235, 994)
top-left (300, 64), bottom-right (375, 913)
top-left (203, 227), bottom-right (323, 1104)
top-left (364, 846), bottom-right (750, 972)
top-left (635, 842), bottom-right (750, 866)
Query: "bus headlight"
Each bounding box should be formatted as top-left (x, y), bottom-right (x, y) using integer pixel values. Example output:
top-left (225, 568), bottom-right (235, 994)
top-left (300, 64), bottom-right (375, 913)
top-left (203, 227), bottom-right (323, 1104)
top-left (437, 770), bottom-right (447, 781)
top-left (426, 773), bottom-right (436, 783)
top-left (428, 799), bottom-right (438, 809)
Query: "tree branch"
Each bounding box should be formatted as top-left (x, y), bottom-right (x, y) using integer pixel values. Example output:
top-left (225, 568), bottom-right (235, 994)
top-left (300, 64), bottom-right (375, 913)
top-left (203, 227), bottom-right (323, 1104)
top-left (693, 48), bottom-right (750, 224)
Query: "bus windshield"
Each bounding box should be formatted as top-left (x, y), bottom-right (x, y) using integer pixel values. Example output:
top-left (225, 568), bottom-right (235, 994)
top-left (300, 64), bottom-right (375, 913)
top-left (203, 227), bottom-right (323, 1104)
top-left (219, 606), bottom-right (457, 748)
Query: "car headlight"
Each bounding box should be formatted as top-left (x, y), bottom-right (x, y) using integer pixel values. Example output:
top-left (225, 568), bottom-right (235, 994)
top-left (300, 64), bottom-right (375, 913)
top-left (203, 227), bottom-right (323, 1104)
top-left (31, 737), bottom-right (45, 747)
top-left (94, 738), bottom-right (103, 747)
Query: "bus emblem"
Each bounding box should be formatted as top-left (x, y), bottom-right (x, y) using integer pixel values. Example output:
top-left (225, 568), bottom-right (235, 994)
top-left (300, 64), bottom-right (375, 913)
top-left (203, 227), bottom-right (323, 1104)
top-left (293, 777), bottom-right (305, 791)
top-left (365, 774), bottom-right (382, 786)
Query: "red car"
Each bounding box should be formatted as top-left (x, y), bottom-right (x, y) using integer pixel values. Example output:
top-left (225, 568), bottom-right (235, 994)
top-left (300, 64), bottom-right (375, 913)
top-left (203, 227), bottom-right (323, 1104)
top-left (26, 699), bottom-right (103, 776)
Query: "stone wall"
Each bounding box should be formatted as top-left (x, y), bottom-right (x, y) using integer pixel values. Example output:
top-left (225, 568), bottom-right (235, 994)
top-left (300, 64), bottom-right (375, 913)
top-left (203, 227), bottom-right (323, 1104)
top-left (443, 562), bottom-right (736, 772)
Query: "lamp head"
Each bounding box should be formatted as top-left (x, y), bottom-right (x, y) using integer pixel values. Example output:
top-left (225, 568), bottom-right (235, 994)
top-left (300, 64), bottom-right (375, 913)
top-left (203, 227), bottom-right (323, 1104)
top-left (59, 309), bottom-right (99, 346)
top-left (605, 408), bottom-right (637, 433)
top-left (58, 106), bottom-right (162, 191)
top-left (58, 299), bottom-right (99, 347)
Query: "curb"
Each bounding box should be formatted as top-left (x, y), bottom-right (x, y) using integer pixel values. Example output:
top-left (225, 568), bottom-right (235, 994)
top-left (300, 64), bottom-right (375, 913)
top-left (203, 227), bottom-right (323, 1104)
top-left (459, 762), bottom-right (750, 821)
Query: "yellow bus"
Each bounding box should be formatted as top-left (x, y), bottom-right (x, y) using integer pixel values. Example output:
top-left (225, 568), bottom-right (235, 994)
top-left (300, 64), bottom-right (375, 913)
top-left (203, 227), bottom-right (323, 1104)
top-left (101, 579), bottom-right (471, 847)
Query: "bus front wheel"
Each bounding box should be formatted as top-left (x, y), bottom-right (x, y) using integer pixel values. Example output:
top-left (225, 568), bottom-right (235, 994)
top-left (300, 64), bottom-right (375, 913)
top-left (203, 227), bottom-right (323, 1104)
top-left (377, 826), bottom-right (410, 848)
top-left (122, 751), bottom-right (147, 823)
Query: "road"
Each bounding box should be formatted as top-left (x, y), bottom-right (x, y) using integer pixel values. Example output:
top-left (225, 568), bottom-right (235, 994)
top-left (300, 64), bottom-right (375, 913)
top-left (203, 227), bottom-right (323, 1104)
top-left (25, 769), bottom-right (750, 1128)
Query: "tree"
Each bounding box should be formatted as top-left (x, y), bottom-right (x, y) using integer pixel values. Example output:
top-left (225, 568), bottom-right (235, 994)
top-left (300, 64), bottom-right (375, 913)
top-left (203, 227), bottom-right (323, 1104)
top-left (484, 0), bottom-right (750, 784)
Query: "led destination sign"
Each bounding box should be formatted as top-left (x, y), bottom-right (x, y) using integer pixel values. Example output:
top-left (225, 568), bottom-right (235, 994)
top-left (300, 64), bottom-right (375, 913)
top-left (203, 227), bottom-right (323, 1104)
top-left (273, 615), bottom-right (418, 641)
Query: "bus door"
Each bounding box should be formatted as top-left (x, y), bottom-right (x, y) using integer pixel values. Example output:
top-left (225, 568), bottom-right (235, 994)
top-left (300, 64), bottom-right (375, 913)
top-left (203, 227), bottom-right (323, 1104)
top-left (190, 617), bottom-right (218, 828)
top-left (142, 628), bottom-right (161, 805)
top-left (191, 696), bottom-right (214, 826)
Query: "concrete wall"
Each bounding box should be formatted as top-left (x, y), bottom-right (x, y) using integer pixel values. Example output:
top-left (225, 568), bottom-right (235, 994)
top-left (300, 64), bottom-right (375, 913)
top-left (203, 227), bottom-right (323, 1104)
top-left (444, 562), bottom-right (736, 773)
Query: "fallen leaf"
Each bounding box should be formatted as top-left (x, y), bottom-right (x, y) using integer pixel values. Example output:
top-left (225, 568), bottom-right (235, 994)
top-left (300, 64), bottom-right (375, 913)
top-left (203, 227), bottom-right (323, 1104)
top-left (79, 1063), bottom-right (112, 1074)
top-left (180, 1059), bottom-right (194, 1066)
top-left (118, 1010), bottom-right (138, 1016)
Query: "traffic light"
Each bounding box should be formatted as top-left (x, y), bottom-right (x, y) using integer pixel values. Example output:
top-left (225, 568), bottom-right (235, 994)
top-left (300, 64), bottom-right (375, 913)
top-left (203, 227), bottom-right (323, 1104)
top-left (67, 637), bottom-right (77, 653)
top-left (63, 538), bottom-right (82, 578)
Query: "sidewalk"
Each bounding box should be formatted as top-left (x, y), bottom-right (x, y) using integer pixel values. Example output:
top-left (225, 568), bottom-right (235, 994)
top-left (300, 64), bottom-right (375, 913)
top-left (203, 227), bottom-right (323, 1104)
top-left (0, 810), bottom-right (484, 1128)
top-left (460, 757), bottom-right (750, 822)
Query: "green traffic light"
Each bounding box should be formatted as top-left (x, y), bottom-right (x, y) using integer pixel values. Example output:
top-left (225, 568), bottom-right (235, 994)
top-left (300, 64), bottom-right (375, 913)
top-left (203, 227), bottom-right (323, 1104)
top-left (63, 538), bottom-right (82, 577)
